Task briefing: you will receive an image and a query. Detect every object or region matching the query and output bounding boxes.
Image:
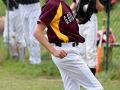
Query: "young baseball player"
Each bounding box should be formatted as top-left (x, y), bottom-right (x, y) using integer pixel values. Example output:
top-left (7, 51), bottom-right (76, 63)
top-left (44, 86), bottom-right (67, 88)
top-left (16, 0), bottom-right (41, 65)
top-left (70, 0), bottom-right (104, 75)
top-left (2, 0), bottom-right (26, 60)
top-left (33, 0), bottom-right (104, 90)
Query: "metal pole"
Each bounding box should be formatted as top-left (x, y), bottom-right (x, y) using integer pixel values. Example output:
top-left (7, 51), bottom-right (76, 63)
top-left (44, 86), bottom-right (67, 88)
top-left (105, 0), bottom-right (111, 73)
top-left (7, 0), bottom-right (10, 59)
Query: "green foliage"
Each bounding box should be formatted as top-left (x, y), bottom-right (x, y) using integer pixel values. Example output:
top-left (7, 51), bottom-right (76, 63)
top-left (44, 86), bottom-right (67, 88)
top-left (0, 58), bottom-right (60, 78)
top-left (0, 34), bottom-right (7, 60)
top-left (96, 11), bottom-right (107, 30)
top-left (40, 44), bottom-right (52, 61)
top-left (0, 0), bottom-right (6, 17)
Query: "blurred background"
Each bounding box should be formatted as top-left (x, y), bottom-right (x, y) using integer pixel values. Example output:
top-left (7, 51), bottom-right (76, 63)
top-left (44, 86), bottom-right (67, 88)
top-left (0, 0), bottom-right (120, 90)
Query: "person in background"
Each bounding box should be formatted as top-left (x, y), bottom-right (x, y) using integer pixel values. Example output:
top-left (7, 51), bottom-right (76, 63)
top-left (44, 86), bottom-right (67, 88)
top-left (33, 0), bottom-right (104, 90)
top-left (2, 0), bottom-right (26, 60)
top-left (16, 0), bottom-right (41, 65)
top-left (70, 0), bottom-right (104, 75)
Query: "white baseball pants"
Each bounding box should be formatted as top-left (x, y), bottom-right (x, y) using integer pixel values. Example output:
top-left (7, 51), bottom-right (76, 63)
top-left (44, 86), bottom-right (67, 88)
top-left (78, 13), bottom-right (98, 68)
top-left (51, 42), bottom-right (104, 90)
top-left (19, 2), bottom-right (41, 64)
top-left (3, 9), bottom-right (26, 60)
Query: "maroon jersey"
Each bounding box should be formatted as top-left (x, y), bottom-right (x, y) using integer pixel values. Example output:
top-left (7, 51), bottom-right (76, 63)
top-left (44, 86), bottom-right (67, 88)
top-left (37, 0), bottom-right (85, 44)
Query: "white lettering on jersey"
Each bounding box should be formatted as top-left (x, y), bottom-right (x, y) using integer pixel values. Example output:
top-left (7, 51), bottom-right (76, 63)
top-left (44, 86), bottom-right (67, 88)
top-left (64, 12), bottom-right (74, 24)
top-left (64, 16), bottom-right (69, 24)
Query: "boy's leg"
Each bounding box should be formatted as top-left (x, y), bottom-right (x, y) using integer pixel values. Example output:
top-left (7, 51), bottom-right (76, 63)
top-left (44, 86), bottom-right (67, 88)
top-left (52, 43), bottom-right (103, 90)
top-left (59, 68), bottom-right (80, 90)
top-left (3, 11), bottom-right (18, 57)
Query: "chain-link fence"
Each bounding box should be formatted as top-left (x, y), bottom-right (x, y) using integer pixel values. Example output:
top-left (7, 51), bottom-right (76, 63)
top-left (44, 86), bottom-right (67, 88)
top-left (0, 0), bottom-right (51, 65)
top-left (105, 0), bottom-right (120, 78)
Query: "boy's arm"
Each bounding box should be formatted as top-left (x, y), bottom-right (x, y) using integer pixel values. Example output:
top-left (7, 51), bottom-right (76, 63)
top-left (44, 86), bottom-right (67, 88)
top-left (33, 23), bottom-right (67, 59)
top-left (70, 2), bottom-right (82, 24)
top-left (96, 0), bottom-right (103, 11)
top-left (70, 2), bottom-right (76, 11)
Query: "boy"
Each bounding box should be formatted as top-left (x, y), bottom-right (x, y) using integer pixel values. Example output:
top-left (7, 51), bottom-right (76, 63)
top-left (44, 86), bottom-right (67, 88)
top-left (33, 0), bottom-right (104, 90)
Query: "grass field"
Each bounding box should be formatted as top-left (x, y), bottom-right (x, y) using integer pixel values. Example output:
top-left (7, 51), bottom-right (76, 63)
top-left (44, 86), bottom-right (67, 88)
top-left (0, 0), bottom-right (120, 90)
top-left (0, 58), bottom-right (120, 90)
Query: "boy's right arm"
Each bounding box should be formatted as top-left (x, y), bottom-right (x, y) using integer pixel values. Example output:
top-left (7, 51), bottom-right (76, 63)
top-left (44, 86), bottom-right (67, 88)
top-left (33, 22), bottom-right (67, 59)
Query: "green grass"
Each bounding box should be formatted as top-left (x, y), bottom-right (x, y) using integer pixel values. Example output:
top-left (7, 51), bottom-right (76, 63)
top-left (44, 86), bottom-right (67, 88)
top-left (0, 34), bottom-right (8, 60)
top-left (0, 64), bottom-right (120, 90)
top-left (0, 58), bottom-right (120, 90)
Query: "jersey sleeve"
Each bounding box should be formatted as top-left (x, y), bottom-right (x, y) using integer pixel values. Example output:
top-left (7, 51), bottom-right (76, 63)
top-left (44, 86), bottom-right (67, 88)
top-left (37, 4), bottom-right (57, 26)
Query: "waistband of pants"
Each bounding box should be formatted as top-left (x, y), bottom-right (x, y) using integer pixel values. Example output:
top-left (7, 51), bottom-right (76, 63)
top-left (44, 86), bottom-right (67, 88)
top-left (52, 42), bottom-right (79, 47)
top-left (18, 1), bottom-right (39, 4)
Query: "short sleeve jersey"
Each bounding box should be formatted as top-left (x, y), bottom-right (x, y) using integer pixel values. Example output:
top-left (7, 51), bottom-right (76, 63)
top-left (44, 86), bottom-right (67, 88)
top-left (37, 0), bottom-right (85, 44)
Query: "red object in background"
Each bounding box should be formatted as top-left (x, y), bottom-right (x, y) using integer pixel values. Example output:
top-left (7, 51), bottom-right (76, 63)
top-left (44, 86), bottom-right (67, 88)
top-left (97, 28), bottom-right (115, 45)
top-left (103, 5), bottom-right (105, 9)
top-left (102, 0), bottom-right (117, 9)
top-left (111, 0), bottom-right (117, 4)
top-left (0, 28), bottom-right (4, 33)
top-left (0, 16), bottom-right (5, 33)
top-left (0, 16), bottom-right (5, 21)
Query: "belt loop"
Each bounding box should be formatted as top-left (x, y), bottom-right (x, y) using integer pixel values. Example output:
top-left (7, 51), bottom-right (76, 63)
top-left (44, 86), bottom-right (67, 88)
top-left (76, 42), bottom-right (78, 46)
top-left (56, 43), bottom-right (62, 47)
top-left (74, 42), bottom-right (78, 47)
top-left (72, 43), bottom-right (75, 47)
top-left (55, 42), bottom-right (78, 47)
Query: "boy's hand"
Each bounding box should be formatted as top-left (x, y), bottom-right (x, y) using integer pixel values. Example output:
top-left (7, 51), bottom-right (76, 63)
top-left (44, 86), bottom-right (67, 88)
top-left (52, 49), bottom-right (68, 59)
